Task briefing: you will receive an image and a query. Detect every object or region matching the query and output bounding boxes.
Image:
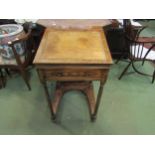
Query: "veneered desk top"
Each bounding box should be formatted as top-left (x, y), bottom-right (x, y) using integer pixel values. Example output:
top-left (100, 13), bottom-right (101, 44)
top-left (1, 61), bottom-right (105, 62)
top-left (34, 28), bottom-right (113, 65)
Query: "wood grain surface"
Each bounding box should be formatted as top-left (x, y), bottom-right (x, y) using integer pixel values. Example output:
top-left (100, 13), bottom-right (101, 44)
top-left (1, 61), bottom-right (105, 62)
top-left (34, 28), bottom-right (112, 65)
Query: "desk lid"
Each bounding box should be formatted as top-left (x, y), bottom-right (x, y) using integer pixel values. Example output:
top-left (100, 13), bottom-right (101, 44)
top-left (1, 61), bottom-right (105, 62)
top-left (34, 28), bottom-right (113, 65)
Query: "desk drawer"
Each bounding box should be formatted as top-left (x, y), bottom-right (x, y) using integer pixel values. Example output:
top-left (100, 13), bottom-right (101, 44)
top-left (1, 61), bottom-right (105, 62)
top-left (41, 68), bottom-right (108, 81)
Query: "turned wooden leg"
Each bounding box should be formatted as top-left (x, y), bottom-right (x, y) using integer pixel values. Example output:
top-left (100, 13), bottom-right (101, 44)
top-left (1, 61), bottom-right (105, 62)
top-left (51, 83), bottom-right (64, 115)
top-left (37, 70), bottom-right (106, 122)
top-left (90, 80), bottom-right (105, 121)
top-left (19, 68), bottom-right (31, 90)
top-left (37, 69), bottom-right (56, 120)
top-left (42, 80), bottom-right (57, 120)
top-left (83, 82), bottom-right (96, 121)
top-left (49, 81), bottom-right (106, 122)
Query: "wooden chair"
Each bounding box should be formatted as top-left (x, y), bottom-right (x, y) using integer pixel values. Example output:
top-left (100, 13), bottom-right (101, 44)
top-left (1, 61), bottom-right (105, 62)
top-left (118, 19), bottom-right (155, 83)
top-left (115, 19), bottom-right (147, 63)
top-left (0, 29), bottom-right (35, 90)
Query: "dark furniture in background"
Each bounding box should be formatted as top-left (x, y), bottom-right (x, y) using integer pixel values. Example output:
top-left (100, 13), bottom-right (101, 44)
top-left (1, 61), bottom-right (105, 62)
top-left (0, 29), bottom-right (35, 90)
top-left (0, 19), bottom-right (45, 55)
top-left (22, 22), bottom-right (45, 62)
top-left (0, 19), bottom-right (16, 25)
top-left (106, 27), bottom-right (127, 59)
top-left (118, 19), bottom-right (155, 83)
top-left (0, 20), bottom-right (45, 89)
top-left (105, 19), bottom-right (153, 59)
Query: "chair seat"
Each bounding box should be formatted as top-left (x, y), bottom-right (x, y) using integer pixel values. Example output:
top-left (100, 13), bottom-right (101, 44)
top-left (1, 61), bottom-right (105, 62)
top-left (132, 45), bottom-right (155, 60)
top-left (0, 55), bottom-right (25, 65)
top-left (131, 20), bottom-right (142, 26)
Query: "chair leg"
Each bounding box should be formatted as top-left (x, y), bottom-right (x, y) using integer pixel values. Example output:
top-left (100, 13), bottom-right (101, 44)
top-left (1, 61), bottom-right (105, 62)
top-left (152, 70), bottom-right (155, 84)
top-left (19, 68), bottom-right (31, 90)
top-left (115, 47), bottom-right (129, 64)
top-left (0, 70), bottom-right (3, 88)
top-left (115, 51), bottom-right (126, 64)
top-left (0, 69), bottom-right (6, 88)
top-left (115, 55), bottom-right (123, 64)
top-left (118, 61), bottom-right (132, 80)
top-left (5, 69), bottom-right (11, 77)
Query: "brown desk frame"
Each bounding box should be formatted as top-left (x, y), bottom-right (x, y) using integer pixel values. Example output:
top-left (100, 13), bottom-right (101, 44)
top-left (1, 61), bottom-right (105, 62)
top-left (36, 64), bottom-right (110, 121)
top-left (34, 28), bottom-right (112, 122)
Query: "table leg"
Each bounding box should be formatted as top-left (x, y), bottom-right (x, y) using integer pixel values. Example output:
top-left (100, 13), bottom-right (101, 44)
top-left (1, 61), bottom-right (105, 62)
top-left (42, 81), bottom-right (57, 120)
top-left (91, 80), bottom-right (105, 121)
top-left (49, 81), bottom-right (105, 122)
top-left (37, 69), bottom-right (106, 121)
top-left (37, 69), bottom-right (56, 120)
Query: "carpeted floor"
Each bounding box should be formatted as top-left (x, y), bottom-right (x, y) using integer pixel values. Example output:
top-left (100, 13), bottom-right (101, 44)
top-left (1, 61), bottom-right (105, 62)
top-left (0, 20), bottom-right (155, 135)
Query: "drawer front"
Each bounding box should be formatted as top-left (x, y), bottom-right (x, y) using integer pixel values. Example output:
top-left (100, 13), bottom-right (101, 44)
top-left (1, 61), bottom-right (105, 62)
top-left (41, 68), bottom-right (108, 81)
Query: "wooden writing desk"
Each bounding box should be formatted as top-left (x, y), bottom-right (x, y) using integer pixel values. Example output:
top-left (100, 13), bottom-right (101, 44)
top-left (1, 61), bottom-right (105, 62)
top-left (34, 28), bottom-right (112, 121)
